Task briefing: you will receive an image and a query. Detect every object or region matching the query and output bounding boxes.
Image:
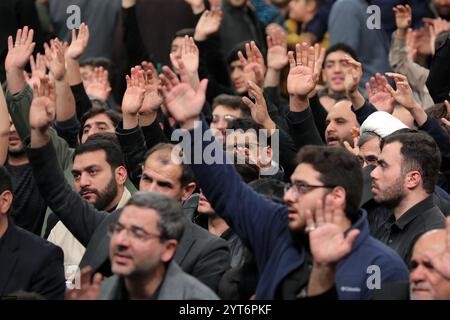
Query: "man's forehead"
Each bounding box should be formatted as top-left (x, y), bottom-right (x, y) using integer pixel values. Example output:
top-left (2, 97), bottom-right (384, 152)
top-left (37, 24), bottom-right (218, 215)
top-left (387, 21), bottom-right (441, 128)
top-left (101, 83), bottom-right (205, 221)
top-left (120, 205), bottom-right (159, 227)
top-left (227, 130), bottom-right (258, 142)
top-left (73, 150), bottom-right (109, 168)
top-left (380, 141), bottom-right (402, 160)
top-left (213, 105), bottom-right (242, 117)
top-left (291, 163), bottom-right (321, 182)
top-left (325, 50), bottom-right (349, 62)
top-left (144, 154), bottom-right (182, 178)
top-left (84, 114), bottom-right (114, 127)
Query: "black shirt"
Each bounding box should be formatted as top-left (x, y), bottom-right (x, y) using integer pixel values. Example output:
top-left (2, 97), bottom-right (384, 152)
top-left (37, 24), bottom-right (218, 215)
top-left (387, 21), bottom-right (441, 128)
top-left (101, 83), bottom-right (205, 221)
top-left (5, 163), bottom-right (48, 235)
top-left (374, 196), bottom-right (446, 265)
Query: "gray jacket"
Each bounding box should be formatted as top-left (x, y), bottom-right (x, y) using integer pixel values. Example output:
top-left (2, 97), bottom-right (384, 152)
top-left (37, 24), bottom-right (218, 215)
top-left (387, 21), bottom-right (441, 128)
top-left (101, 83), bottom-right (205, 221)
top-left (99, 261), bottom-right (219, 300)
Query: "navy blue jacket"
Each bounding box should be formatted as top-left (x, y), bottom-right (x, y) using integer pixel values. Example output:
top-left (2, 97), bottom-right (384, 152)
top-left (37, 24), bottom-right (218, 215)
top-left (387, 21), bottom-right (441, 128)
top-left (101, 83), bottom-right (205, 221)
top-left (186, 121), bottom-right (409, 299)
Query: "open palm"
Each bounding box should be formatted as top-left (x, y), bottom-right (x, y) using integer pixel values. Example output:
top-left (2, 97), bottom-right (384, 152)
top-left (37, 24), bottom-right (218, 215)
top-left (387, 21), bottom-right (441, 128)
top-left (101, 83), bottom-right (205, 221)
top-left (5, 27), bottom-right (35, 72)
top-left (287, 65), bottom-right (315, 97)
top-left (164, 83), bottom-right (205, 123)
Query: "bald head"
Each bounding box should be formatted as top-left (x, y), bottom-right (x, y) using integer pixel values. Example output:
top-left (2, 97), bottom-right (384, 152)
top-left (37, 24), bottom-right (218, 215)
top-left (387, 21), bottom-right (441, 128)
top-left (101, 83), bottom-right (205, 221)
top-left (410, 229), bottom-right (450, 300)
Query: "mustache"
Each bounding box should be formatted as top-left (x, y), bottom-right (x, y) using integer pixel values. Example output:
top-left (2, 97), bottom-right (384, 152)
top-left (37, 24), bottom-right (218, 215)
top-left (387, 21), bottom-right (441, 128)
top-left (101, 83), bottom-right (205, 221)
top-left (411, 281), bottom-right (432, 292)
top-left (113, 246), bottom-right (132, 257)
top-left (79, 187), bottom-right (99, 196)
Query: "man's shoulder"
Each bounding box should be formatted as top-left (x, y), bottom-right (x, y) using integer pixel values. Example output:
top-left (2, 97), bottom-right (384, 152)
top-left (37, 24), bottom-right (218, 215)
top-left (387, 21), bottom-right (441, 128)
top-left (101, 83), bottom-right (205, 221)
top-left (160, 262), bottom-right (219, 300)
top-left (10, 224), bottom-right (63, 261)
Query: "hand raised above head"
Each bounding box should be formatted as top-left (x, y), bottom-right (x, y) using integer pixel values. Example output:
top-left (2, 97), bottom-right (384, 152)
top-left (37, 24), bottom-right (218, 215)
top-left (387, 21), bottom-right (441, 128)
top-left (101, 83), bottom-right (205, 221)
top-left (5, 26), bottom-right (36, 73)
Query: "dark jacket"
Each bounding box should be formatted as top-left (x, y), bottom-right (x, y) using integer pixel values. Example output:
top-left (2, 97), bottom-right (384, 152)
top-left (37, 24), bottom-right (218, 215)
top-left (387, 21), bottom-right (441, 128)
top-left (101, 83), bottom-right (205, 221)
top-left (99, 261), bottom-right (219, 300)
top-left (26, 140), bottom-right (230, 292)
top-left (0, 220), bottom-right (65, 300)
top-left (426, 32), bottom-right (450, 104)
top-left (187, 120), bottom-right (409, 299)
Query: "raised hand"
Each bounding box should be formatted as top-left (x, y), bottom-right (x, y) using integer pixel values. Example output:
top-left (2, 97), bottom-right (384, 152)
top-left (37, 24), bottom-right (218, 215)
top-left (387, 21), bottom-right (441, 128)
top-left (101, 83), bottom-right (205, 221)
top-left (29, 75), bottom-right (56, 132)
top-left (194, 9), bottom-right (222, 41)
top-left (179, 36), bottom-right (199, 75)
top-left (393, 5), bottom-right (412, 32)
top-left (67, 23), bottom-right (90, 60)
top-left (85, 67), bottom-right (112, 101)
top-left (305, 195), bottom-right (360, 265)
top-left (366, 73), bottom-right (395, 114)
top-left (5, 26), bottom-right (35, 73)
top-left (141, 61), bottom-right (163, 114)
top-left (266, 27), bottom-right (288, 71)
top-left (287, 42), bottom-right (325, 98)
top-left (343, 54), bottom-right (362, 95)
top-left (343, 127), bottom-right (361, 159)
top-left (238, 41), bottom-right (267, 88)
top-left (185, 0), bottom-right (206, 14)
top-left (242, 81), bottom-right (276, 130)
top-left (65, 266), bottom-right (102, 300)
top-left (122, 67), bottom-right (146, 116)
top-left (159, 62), bottom-right (208, 128)
top-left (385, 72), bottom-right (419, 110)
top-left (44, 39), bottom-right (66, 81)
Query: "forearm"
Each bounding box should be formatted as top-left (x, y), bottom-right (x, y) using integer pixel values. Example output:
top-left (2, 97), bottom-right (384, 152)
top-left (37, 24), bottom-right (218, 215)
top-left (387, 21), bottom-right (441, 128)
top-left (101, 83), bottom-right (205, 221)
top-left (6, 68), bottom-right (26, 95)
top-left (409, 104), bottom-right (428, 127)
top-left (66, 57), bottom-right (83, 86)
top-left (55, 79), bottom-right (76, 122)
top-left (6, 84), bottom-right (33, 140)
top-left (53, 115), bottom-right (81, 148)
top-left (138, 112), bottom-right (157, 127)
top-left (290, 95), bottom-right (309, 113)
top-left (70, 83), bottom-right (92, 121)
top-left (352, 100), bottom-right (377, 125)
top-left (141, 118), bottom-right (169, 149)
top-left (348, 90), bottom-right (365, 111)
top-left (264, 69), bottom-right (281, 88)
top-left (122, 112), bottom-right (139, 130)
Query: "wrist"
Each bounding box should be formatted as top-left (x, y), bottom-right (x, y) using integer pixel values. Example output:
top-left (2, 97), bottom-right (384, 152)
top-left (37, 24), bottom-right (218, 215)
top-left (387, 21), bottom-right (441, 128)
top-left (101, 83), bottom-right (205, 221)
top-left (194, 31), bottom-right (207, 42)
top-left (138, 112), bottom-right (157, 127)
top-left (191, 3), bottom-right (206, 15)
top-left (397, 28), bottom-right (407, 37)
top-left (290, 94), bottom-right (309, 112)
top-left (263, 119), bottom-right (277, 131)
top-left (348, 90), bottom-right (365, 109)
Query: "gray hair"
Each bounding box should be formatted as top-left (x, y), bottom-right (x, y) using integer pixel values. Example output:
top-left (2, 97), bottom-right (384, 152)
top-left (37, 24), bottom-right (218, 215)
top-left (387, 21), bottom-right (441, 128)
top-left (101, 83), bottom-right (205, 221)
top-left (357, 130), bottom-right (381, 148)
top-left (124, 192), bottom-right (185, 242)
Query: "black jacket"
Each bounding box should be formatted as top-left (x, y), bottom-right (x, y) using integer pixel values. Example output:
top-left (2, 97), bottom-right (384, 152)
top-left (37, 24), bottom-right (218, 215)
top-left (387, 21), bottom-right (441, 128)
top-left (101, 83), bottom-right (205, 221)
top-left (26, 140), bottom-right (230, 292)
top-left (0, 220), bottom-right (65, 300)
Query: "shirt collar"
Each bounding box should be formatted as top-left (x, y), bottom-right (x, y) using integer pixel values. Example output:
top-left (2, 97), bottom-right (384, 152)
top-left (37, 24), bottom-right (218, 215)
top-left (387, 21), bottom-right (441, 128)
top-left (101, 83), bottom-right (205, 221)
top-left (393, 196), bottom-right (435, 231)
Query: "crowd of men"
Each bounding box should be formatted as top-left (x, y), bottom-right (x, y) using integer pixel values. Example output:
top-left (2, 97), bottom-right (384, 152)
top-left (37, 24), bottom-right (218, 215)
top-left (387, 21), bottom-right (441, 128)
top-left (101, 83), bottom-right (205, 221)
top-left (0, 0), bottom-right (450, 300)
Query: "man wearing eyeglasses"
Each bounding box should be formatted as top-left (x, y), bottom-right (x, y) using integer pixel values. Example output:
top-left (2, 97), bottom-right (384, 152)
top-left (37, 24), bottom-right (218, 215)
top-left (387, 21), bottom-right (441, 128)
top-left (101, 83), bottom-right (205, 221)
top-left (161, 67), bottom-right (410, 300)
top-left (67, 192), bottom-right (219, 300)
top-left (210, 94), bottom-right (250, 141)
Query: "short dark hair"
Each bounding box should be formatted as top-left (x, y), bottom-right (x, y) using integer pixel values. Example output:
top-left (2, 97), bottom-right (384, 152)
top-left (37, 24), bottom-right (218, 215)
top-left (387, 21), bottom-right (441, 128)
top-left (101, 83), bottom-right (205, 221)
top-left (249, 178), bottom-right (285, 204)
top-left (227, 118), bottom-right (270, 145)
top-left (144, 143), bottom-right (196, 187)
top-left (212, 94), bottom-right (251, 117)
top-left (79, 57), bottom-right (114, 84)
top-left (73, 138), bottom-right (125, 171)
top-left (124, 192), bottom-right (185, 242)
top-left (0, 166), bottom-right (12, 194)
top-left (324, 43), bottom-right (358, 67)
top-left (380, 131), bottom-right (441, 194)
top-left (296, 145), bottom-right (363, 222)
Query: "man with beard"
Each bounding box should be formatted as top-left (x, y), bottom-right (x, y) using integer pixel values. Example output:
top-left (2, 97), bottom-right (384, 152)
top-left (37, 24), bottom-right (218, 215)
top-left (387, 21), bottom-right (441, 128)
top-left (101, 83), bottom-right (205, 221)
top-left (159, 55), bottom-right (409, 299)
top-left (47, 136), bottom-right (131, 266)
top-left (371, 130), bottom-right (446, 264)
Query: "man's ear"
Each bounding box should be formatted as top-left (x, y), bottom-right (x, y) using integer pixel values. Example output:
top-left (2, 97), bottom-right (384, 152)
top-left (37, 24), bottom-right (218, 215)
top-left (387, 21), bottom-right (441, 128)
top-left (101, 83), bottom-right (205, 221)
top-left (181, 182), bottom-right (197, 202)
top-left (161, 240), bottom-right (178, 263)
top-left (114, 166), bottom-right (128, 186)
top-left (405, 171), bottom-right (421, 190)
top-left (0, 191), bottom-right (13, 215)
top-left (331, 186), bottom-right (346, 209)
